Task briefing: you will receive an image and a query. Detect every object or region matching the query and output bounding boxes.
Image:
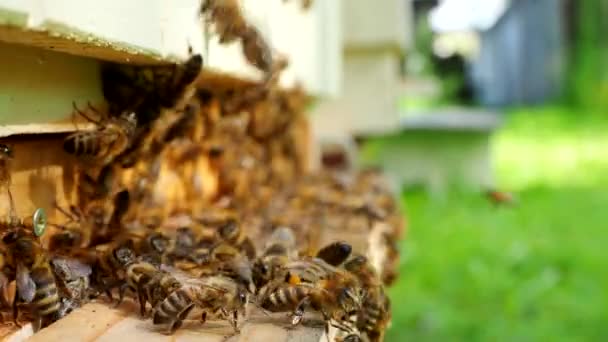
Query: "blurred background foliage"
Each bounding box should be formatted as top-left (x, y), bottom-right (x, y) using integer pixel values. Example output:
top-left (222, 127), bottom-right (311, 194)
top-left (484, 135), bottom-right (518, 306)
top-left (385, 107), bottom-right (608, 341)
top-left (373, 0), bottom-right (608, 340)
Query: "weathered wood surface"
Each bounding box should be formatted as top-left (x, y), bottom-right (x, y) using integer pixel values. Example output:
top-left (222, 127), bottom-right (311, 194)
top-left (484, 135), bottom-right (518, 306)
top-left (7, 301), bottom-right (327, 342)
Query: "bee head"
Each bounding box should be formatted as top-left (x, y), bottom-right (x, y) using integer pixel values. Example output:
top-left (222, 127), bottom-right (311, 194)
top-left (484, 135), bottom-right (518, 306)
top-left (113, 244), bottom-right (135, 267)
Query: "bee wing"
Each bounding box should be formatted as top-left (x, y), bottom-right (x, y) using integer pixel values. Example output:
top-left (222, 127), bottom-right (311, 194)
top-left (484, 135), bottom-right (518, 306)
top-left (16, 263), bottom-right (36, 303)
top-left (52, 257), bottom-right (92, 278)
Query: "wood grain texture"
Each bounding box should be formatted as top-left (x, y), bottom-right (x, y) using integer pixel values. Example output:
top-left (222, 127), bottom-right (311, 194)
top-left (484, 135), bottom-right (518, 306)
top-left (4, 301), bottom-right (328, 342)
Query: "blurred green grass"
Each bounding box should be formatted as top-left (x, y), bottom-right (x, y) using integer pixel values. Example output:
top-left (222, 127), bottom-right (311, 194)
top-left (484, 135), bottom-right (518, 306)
top-left (385, 106), bottom-right (608, 341)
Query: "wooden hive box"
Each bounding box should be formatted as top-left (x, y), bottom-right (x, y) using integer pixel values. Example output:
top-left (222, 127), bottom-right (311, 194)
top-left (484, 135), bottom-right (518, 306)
top-left (0, 1), bottom-right (403, 341)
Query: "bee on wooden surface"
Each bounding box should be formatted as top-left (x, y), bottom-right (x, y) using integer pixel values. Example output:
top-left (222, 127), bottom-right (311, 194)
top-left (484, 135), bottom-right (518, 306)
top-left (153, 275), bottom-right (248, 334)
top-left (259, 255), bottom-right (364, 334)
top-left (50, 256), bottom-right (92, 317)
top-left (252, 226), bottom-right (296, 289)
top-left (86, 240), bottom-right (137, 302)
top-left (2, 231), bottom-right (61, 330)
top-left (63, 105), bottom-right (137, 167)
top-left (123, 260), bottom-right (181, 317)
top-left (101, 54), bottom-right (203, 126)
top-left (343, 255), bottom-right (390, 342)
top-left (209, 243), bottom-right (255, 293)
top-left (331, 312), bottom-right (363, 342)
top-left (0, 144), bottom-right (15, 216)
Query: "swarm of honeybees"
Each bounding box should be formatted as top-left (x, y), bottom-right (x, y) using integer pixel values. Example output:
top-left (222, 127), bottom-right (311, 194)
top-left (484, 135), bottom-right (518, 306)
top-left (0, 1), bottom-right (403, 341)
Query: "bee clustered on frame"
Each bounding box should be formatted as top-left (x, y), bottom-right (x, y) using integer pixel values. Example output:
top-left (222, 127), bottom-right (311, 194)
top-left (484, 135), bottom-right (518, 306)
top-left (0, 1), bottom-right (403, 341)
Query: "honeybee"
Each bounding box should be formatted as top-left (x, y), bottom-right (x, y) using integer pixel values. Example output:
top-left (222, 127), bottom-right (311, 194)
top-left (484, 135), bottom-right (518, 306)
top-left (86, 241), bottom-right (136, 302)
top-left (343, 255), bottom-right (390, 342)
top-left (200, 0), bottom-right (248, 44)
top-left (259, 255), bottom-right (364, 335)
top-left (50, 257), bottom-right (92, 317)
top-left (101, 54), bottom-right (203, 126)
top-left (485, 189), bottom-right (517, 206)
top-left (64, 105), bottom-right (137, 167)
top-left (200, 0), bottom-right (274, 75)
top-left (210, 243), bottom-right (255, 293)
top-left (252, 226), bottom-right (296, 289)
top-left (315, 241), bottom-right (352, 267)
top-left (0, 144), bottom-right (15, 216)
top-left (153, 275), bottom-right (248, 334)
top-left (217, 220), bottom-right (256, 260)
top-left (241, 25), bottom-right (274, 74)
top-left (123, 260), bottom-right (181, 317)
top-left (2, 230), bottom-right (61, 330)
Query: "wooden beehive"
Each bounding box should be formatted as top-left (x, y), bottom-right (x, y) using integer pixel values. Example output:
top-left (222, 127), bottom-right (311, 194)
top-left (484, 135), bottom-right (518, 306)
top-left (0, 1), bottom-right (402, 341)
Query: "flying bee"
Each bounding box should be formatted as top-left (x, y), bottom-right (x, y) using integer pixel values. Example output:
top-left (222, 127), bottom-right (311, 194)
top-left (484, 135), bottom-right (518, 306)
top-left (282, 0), bottom-right (314, 10)
top-left (200, 0), bottom-right (248, 44)
top-left (63, 104), bottom-right (137, 167)
top-left (217, 219), bottom-right (256, 260)
top-left (200, 0), bottom-right (274, 75)
top-left (2, 230), bottom-right (61, 330)
top-left (153, 275), bottom-right (248, 334)
top-left (343, 255), bottom-right (390, 342)
top-left (485, 189), bottom-right (517, 206)
top-left (252, 226), bottom-right (297, 289)
top-left (0, 144), bottom-right (15, 216)
top-left (241, 25), bottom-right (273, 74)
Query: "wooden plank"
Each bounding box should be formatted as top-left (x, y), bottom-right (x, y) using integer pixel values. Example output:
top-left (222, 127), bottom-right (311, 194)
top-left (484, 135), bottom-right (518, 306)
top-left (8, 301), bottom-right (329, 342)
top-left (0, 24), bottom-right (169, 65)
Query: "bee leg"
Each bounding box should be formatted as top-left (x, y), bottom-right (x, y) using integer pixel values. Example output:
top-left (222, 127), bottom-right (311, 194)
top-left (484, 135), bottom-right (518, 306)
top-left (230, 309), bottom-right (240, 333)
top-left (12, 299), bottom-right (20, 327)
top-left (32, 316), bottom-right (42, 332)
top-left (167, 320), bottom-right (182, 335)
top-left (6, 187), bottom-right (15, 218)
top-left (200, 311), bottom-right (207, 324)
top-left (137, 289), bottom-right (147, 317)
top-left (114, 283), bottom-right (129, 308)
top-left (291, 297), bottom-right (310, 326)
top-left (167, 304), bottom-right (194, 334)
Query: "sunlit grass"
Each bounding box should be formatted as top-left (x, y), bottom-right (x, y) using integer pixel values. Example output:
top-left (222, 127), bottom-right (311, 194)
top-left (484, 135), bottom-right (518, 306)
top-left (385, 106), bottom-right (608, 341)
top-left (495, 106), bottom-right (608, 189)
